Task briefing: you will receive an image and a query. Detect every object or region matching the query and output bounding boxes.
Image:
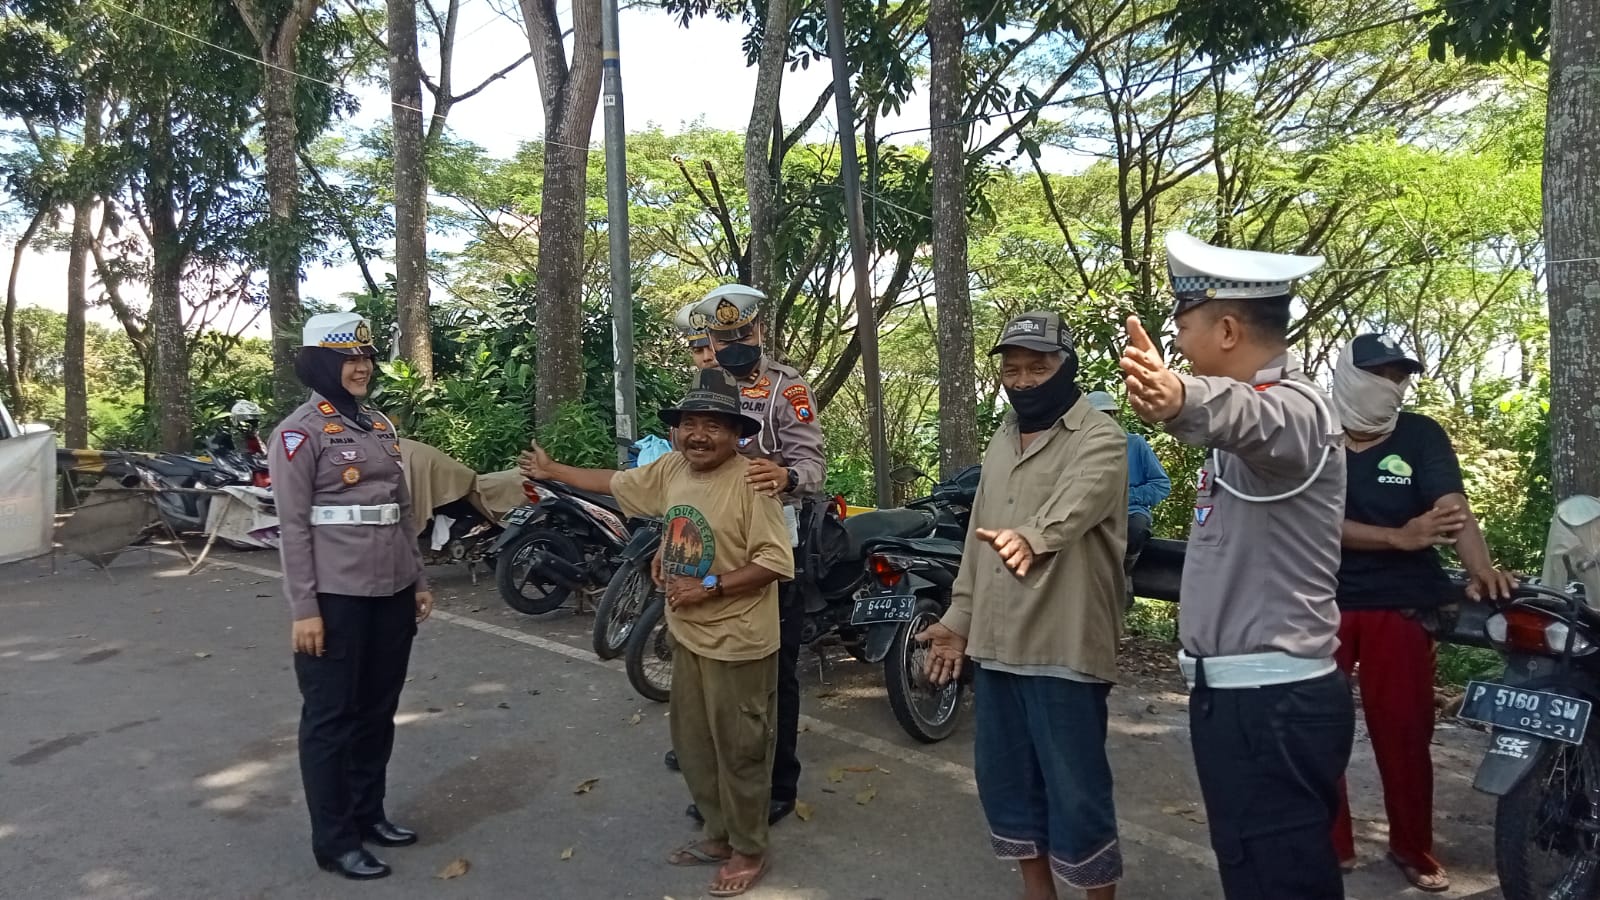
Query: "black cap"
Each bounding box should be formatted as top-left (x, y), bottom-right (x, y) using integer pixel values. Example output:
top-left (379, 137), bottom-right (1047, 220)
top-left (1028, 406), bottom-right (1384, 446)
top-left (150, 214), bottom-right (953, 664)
top-left (989, 311), bottom-right (1075, 356)
top-left (659, 369), bottom-right (762, 437)
top-left (1350, 333), bottom-right (1424, 375)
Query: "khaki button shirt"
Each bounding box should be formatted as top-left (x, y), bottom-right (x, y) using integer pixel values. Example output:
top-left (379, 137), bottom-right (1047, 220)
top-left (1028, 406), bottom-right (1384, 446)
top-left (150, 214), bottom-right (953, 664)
top-left (269, 394), bottom-right (428, 620)
top-left (939, 396), bottom-right (1128, 682)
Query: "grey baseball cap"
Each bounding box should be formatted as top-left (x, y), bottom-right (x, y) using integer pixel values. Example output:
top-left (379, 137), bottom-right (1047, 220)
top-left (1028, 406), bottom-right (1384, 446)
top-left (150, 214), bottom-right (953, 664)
top-left (989, 311), bottom-right (1075, 356)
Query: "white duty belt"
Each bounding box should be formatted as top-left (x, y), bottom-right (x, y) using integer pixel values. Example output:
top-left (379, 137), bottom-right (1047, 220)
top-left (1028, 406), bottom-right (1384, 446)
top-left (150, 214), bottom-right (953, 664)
top-left (1177, 649), bottom-right (1336, 690)
top-left (311, 504), bottom-right (401, 526)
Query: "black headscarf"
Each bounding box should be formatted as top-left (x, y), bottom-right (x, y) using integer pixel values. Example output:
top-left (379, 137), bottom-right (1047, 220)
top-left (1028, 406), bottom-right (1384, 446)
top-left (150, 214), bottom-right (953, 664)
top-left (295, 346), bottom-right (373, 429)
top-left (1006, 350), bottom-right (1083, 434)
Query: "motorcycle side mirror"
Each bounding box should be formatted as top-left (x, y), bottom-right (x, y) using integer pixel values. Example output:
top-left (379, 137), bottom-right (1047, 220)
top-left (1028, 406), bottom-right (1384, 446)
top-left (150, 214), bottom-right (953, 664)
top-left (889, 465), bottom-right (927, 485)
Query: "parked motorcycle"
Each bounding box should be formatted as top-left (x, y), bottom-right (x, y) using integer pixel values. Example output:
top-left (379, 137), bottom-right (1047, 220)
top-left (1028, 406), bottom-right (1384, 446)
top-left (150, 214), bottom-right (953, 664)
top-left (1458, 495), bottom-right (1600, 900)
top-left (493, 478), bottom-right (640, 616)
top-left (592, 517), bottom-right (662, 659)
top-left (622, 465), bottom-right (982, 728)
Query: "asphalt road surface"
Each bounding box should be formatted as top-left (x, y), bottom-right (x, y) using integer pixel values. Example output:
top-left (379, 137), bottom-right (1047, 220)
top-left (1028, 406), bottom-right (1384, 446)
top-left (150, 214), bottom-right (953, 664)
top-left (3, 545), bottom-right (1508, 899)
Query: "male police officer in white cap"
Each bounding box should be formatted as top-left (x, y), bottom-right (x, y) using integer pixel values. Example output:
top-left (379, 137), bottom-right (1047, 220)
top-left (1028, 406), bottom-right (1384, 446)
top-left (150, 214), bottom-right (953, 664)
top-left (675, 301), bottom-right (718, 372)
top-left (270, 312), bottom-right (432, 880)
top-left (660, 283), bottom-right (824, 825)
top-left (1119, 233), bottom-right (1353, 899)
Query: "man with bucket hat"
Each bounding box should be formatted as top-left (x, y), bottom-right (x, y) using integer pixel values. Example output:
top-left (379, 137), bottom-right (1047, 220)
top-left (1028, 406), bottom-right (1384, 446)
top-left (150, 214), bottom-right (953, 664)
top-left (519, 369), bottom-right (793, 897)
top-left (1119, 233), bottom-right (1354, 899)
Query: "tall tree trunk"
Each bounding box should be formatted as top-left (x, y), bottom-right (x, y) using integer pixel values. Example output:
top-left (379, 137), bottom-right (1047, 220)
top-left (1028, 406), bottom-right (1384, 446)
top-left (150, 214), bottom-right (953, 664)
top-left (1546, 0), bottom-right (1600, 500)
top-left (232, 0), bottom-right (320, 407)
top-left (744, 0), bottom-right (793, 297)
top-left (390, 0), bottom-right (432, 380)
top-left (262, 64), bottom-right (305, 409)
top-left (148, 227), bottom-right (191, 452)
top-left (926, 0), bottom-right (978, 475)
top-left (522, 0), bottom-right (604, 425)
top-left (4, 208), bottom-right (46, 416)
top-left (65, 199), bottom-right (93, 447)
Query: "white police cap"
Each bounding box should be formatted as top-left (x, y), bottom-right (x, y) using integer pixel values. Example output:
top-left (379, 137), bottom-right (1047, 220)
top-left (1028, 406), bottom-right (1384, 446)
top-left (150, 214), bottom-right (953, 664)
top-left (301, 312), bottom-right (377, 356)
top-left (1166, 231), bottom-right (1324, 315)
top-left (674, 301), bottom-right (711, 348)
top-left (695, 284), bottom-right (766, 339)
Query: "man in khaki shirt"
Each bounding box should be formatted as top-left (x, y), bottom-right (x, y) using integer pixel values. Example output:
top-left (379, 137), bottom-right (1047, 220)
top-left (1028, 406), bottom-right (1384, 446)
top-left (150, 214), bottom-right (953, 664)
top-left (922, 311), bottom-right (1128, 900)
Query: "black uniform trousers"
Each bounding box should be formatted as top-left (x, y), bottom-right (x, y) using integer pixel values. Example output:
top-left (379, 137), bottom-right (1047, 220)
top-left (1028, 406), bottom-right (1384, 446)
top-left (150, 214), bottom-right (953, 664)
top-left (294, 586), bottom-right (417, 859)
top-left (1189, 664), bottom-right (1354, 900)
top-left (771, 582), bottom-right (803, 802)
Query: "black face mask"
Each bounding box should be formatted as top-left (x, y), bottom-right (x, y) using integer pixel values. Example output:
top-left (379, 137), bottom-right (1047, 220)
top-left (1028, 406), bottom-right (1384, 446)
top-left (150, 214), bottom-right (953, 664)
top-left (1005, 352), bottom-right (1082, 433)
top-left (715, 342), bottom-right (763, 379)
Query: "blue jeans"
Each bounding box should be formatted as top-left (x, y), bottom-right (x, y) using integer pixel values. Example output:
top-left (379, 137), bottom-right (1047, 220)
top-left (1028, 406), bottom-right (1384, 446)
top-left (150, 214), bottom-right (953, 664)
top-left (974, 665), bottom-right (1122, 889)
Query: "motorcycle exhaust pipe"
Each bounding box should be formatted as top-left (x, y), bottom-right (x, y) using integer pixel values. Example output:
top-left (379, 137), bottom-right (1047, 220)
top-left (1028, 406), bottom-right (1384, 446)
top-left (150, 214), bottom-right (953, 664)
top-left (529, 552), bottom-right (587, 591)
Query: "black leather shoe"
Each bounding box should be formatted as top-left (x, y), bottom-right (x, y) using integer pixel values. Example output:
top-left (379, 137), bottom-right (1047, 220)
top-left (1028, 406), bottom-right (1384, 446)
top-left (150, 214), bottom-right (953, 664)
top-left (664, 749), bottom-right (679, 771)
top-left (316, 848), bottom-right (390, 880)
top-left (768, 799), bottom-right (796, 825)
top-left (360, 820), bottom-right (419, 847)
top-left (685, 799), bottom-right (795, 826)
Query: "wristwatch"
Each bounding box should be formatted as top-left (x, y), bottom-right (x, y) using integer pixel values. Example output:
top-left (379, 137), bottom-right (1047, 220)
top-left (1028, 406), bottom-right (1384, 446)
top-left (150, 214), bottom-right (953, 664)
top-left (702, 574), bottom-right (723, 596)
top-left (784, 467), bottom-right (799, 493)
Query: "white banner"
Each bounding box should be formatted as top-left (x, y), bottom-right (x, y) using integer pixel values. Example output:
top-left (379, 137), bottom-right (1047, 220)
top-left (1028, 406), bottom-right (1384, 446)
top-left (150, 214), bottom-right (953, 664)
top-left (0, 431), bottom-right (56, 564)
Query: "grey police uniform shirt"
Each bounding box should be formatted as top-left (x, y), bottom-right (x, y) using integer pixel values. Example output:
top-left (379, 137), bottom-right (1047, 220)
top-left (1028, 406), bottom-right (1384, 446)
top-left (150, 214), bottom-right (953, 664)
top-left (269, 393), bottom-right (429, 621)
top-left (733, 355), bottom-right (827, 499)
top-left (1164, 354), bottom-right (1345, 660)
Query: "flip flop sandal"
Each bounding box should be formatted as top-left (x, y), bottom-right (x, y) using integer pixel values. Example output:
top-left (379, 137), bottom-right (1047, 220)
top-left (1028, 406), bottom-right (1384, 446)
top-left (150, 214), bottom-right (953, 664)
top-left (667, 843), bottom-right (731, 867)
top-left (1388, 852), bottom-right (1449, 893)
top-left (708, 857), bottom-right (770, 897)
top-left (1338, 858), bottom-right (1358, 874)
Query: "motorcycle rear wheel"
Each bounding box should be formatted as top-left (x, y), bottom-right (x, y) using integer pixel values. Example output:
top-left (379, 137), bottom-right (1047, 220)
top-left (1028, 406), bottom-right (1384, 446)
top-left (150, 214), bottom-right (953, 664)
top-left (495, 527), bottom-right (581, 615)
top-left (1495, 735), bottom-right (1600, 900)
top-left (624, 594), bottom-right (673, 703)
top-left (885, 598), bottom-right (964, 744)
top-left (593, 557), bottom-right (652, 660)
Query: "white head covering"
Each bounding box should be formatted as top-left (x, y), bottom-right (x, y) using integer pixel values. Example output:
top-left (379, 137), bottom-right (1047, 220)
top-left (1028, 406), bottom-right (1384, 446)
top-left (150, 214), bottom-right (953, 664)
top-left (1165, 232), bottom-right (1325, 315)
top-left (1332, 339), bottom-right (1410, 436)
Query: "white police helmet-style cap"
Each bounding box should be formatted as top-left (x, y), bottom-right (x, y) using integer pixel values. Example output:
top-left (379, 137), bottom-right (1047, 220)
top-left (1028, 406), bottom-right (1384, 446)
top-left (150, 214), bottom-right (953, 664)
top-left (694, 283), bottom-right (766, 339)
top-left (1165, 231), bottom-right (1325, 316)
top-left (674, 301), bottom-right (711, 348)
top-left (301, 311), bottom-right (377, 356)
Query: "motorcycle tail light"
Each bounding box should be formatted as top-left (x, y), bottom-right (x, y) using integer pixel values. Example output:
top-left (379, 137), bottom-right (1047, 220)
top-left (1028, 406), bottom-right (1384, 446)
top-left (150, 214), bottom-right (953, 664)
top-left (522, 482), bottom-right (555, 503)
top-left (1487, 608), bottom-right (1596, 656)
top-left (253, 471), bottom-right (271, 488)
top-left (868, 554), bottom-right (904, 588)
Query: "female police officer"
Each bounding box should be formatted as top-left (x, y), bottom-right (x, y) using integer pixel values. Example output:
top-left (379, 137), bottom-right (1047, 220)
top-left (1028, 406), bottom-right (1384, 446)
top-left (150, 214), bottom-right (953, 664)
top-left (269, 312), bottom-right (433, 880)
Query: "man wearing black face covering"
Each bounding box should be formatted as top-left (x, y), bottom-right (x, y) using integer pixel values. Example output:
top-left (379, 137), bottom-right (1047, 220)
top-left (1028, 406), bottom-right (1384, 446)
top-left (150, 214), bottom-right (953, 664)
top-left (660, 283), bottom-right (825, 828)
top-left (918, 311), bottom-right (1129, 899)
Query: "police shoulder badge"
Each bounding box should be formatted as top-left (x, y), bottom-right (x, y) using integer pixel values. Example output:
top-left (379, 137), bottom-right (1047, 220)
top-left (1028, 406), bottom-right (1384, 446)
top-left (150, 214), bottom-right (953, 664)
top-left (317, 401), bottom-right (338, 416)
top-left (281, 430), bottom-right (308, 460)
top-left (342, 466), bottom-right (361, 485)
top-left (323, 422), bottom-right (344, 434)
top-left (782, 384), bottom-right (814, 423)
top-left (372, 419), bottom-right (389, 431)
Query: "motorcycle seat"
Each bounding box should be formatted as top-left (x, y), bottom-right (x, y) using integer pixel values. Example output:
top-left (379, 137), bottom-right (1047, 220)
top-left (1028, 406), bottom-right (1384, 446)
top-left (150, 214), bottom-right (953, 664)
top-left (545, 481), bottom-right (624, 516)
top-left (841, 508), bottom-right (934, 559)
top-left (861, 534), bottom-right (964, 559)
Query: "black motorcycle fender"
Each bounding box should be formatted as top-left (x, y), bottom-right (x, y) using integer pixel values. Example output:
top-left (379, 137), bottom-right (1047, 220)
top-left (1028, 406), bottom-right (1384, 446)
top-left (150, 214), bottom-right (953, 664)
top-left (490, 505), bottom-right (547, 554)
top-left (617, 522), bottom-right (662, 564)
top-left (1472, 729), bottom-right (1554, 796)
top-left (860, 575), bottom-right (937, 665)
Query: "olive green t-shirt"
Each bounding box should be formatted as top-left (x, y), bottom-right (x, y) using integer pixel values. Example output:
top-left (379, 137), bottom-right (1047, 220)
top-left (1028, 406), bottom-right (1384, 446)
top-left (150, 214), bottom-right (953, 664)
top-left (609, 452), bottom-right (794, 661)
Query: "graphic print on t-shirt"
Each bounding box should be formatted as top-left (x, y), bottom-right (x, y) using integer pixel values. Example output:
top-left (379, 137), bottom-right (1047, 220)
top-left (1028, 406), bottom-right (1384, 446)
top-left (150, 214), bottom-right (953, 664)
top-left (661, 504), bottom-right (716, 577)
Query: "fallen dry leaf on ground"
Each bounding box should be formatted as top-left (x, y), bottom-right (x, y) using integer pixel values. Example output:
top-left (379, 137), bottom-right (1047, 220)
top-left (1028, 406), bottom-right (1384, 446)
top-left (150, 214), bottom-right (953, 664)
top-left (194, 652), bottom-right (211, 659)
top-left (628, 712), bottom-right (642, 725)
top-left (826, 767), bottom-right (846, 784)
top-left (843, 765), bottom-right (876, 773)
top-left (436, 857), bottom-right (470, 879)
top-left (794, 800), bottom-right (814, 822)
top-left (855, 787), bottom-right (877, 805)
top-left (561, 847), bottom-right (575, 860)
top-left (574, 778), bottom-right (600, 794)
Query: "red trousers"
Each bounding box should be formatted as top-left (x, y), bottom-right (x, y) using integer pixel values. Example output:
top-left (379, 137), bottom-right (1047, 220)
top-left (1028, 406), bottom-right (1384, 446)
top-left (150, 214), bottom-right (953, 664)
top-left (1331, 608), bottom-right (1441, 872)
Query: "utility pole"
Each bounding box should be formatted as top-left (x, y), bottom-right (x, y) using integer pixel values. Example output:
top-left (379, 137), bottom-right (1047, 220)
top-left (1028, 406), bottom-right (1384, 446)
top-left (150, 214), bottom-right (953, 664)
top-left (601, 0), bottom-right (637, 467)
top-left (823, 0), bottom-right (891, 508)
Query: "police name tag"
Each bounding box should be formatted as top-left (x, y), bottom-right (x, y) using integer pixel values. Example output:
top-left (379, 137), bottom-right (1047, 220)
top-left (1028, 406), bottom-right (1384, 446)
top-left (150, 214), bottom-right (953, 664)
top-left (1458, 681), bottom-right (1592, 745)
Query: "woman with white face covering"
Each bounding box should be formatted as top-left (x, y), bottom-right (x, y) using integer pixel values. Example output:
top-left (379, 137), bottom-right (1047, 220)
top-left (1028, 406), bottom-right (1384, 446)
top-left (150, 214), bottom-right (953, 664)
top-left (1327, 334), bottom-right (1516, 893)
